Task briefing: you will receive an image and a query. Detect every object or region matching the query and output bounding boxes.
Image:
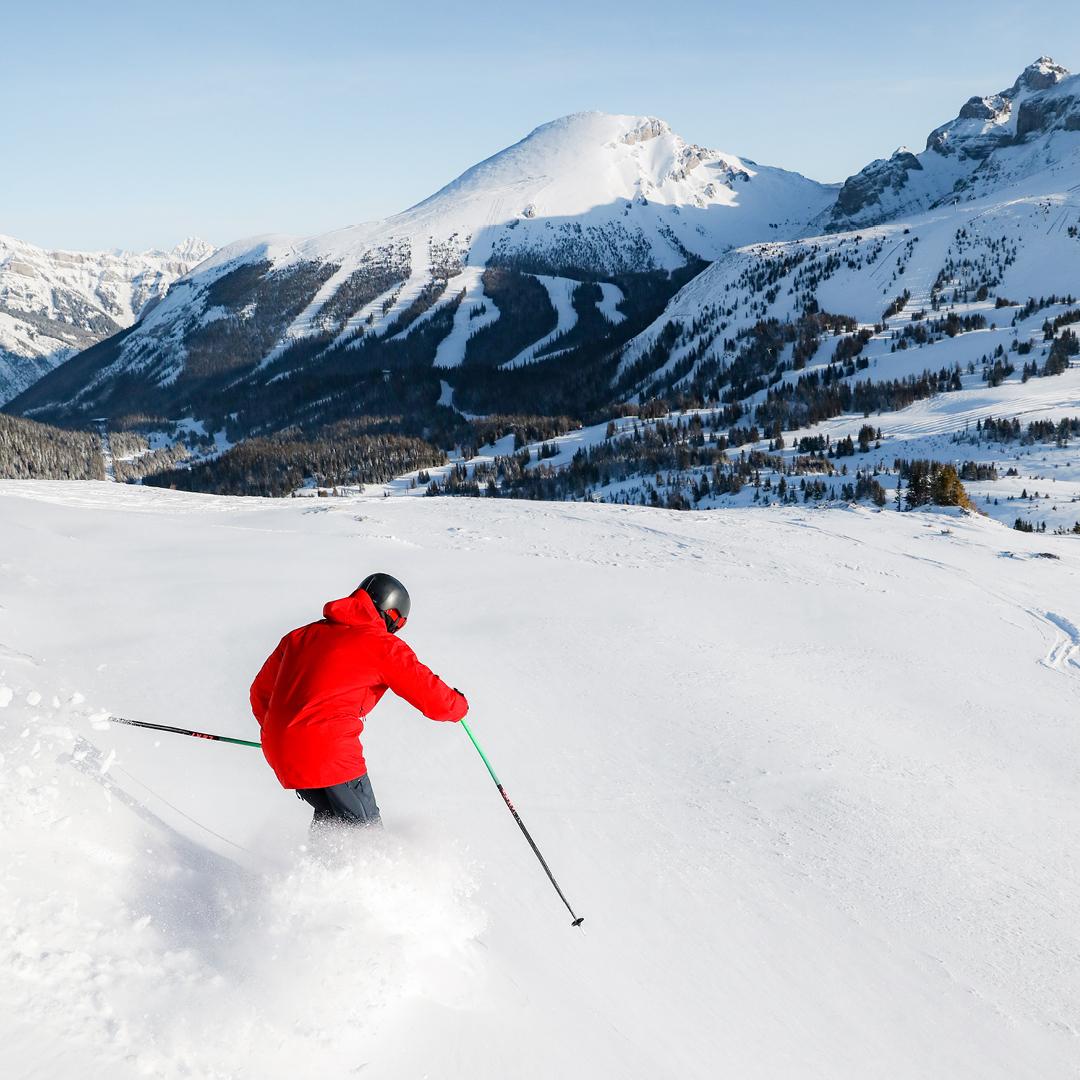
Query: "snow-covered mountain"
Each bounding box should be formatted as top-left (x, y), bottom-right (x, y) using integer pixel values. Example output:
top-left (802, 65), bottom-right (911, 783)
top-left (10, 113), bottom-right (833, 427)
top-left (0, 235), bottom-right (214, 404)
top-left (824, 57), bottom-right (1078, 231)
top-left (618, 59), bottom-right (1080, 412)
top-left (9, 61), bottom-right (1080, 501)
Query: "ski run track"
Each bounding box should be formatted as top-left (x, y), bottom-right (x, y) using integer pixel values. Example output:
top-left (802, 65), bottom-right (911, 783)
top-left (1, 480), bottom-right (1079, 1078)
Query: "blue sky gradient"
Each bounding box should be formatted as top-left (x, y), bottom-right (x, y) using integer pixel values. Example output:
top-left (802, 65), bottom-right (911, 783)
top-left (6, 0), bottom-right (1079, 250)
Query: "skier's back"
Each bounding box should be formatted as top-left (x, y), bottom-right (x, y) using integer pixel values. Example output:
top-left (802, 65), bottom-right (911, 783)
top-left (249, 573), bottom-right (467, 826)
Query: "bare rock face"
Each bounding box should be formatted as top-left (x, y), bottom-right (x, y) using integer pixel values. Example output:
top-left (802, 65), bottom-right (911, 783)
top-left (957, 95), bottom-right (1007, 122)
top-left (1013, 55), bottom-right (1070, 93)
top-left (927, 57), bottom-right (1071, 155)
top-left (832, 148), bottom-right (923, 218)
top-left (1016, 79), bottom-right (1080, 139)
top-left (620, 118), bottom-right (669, 146)
top-left (667, 144), bottom-right (711, 182)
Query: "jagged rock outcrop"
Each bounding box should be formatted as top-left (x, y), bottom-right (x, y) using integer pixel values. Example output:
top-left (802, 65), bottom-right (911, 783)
top-left (827, 57), bottom-right (1078, 230)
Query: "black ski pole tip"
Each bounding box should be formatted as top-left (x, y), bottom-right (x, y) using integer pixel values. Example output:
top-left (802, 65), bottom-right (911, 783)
top-left (571, 917), bottom-right (585, 927)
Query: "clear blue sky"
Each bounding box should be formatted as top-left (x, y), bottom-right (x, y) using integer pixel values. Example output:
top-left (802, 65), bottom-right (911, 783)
top-left (6, 0), bottom-right (1079, 251)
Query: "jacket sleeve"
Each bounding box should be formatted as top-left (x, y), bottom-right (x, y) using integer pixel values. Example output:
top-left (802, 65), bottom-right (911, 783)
top-left (380, 636), bottom-right (468, 722)
top-left (250, 637), bottom-right (287, 727)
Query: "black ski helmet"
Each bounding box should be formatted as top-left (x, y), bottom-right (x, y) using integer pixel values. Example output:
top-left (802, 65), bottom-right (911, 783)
top-left (358, 572), bottom-right (411, 633)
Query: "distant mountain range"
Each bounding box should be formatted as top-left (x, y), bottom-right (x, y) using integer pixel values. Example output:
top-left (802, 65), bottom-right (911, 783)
top-left (0, 236), bottom-right (214, 404)
top-left (7, 58), bottom-right (1080, 485)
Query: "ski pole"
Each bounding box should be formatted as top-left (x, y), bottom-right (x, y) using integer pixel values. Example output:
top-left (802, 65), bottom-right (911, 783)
top-left (460, 719), bottom-right (584, 928)
top-left (106, 715), bottom-right (261, 748)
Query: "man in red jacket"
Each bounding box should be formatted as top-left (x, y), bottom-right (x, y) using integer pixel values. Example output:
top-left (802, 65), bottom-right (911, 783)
top-left (249, 573), bottom-right (468, 827)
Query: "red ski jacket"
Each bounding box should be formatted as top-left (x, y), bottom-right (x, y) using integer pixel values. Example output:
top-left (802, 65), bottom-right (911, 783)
top-left (250, 589), bottom-right (468, 789)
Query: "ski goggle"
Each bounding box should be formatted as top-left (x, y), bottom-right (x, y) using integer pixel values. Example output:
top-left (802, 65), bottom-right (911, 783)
top-left (384, 608), bottom-right (407, 634)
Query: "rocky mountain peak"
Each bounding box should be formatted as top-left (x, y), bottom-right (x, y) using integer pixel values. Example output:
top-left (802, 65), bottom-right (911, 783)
top-left (0, 234), bottom-right (217, 404)
top-left (168, 237), bottom-right (215, 264)
top-left (828, 56), bottom-right (1080, 230)
top-left (1013, 56), bottom-right (1070, 94)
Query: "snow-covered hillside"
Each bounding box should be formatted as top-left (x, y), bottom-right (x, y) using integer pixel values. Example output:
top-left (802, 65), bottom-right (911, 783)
top-left (10, 113), bottom-right (833, 425)
top-left (1, 482), bottom-right (1079, 1077)
top-left (363, 361), bottom-right (1080, 533)
top-left (0, 236), bottom-right (214, 404)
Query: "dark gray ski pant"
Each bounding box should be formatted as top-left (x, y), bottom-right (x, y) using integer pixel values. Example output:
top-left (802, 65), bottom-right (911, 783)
top-left (296, 773), bottom-right (382, 827)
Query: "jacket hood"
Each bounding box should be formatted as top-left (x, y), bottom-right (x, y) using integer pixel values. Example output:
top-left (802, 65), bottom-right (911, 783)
top-left (322, 589), bottom-right (386, 630)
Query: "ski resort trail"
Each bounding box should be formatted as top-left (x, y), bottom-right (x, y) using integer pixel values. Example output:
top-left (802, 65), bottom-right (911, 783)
top-left (2, 481), bottom-right (1079, 1078)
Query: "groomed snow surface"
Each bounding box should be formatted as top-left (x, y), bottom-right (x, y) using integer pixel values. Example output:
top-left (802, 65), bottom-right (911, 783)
top-left (2, 482), bottom-right (1079, 1078)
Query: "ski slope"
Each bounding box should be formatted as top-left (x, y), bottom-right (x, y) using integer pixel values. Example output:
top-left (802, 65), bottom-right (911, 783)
top-left (501, 275), bottom-right (579, 369)
top-left (2, 482), bottom-right (1079, 1078)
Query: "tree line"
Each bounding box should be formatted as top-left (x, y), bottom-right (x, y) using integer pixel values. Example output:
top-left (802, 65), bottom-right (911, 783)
top-left (145, 421), bottom-right (446, 497)
top-left (0, 414), bottom-right (104, 480)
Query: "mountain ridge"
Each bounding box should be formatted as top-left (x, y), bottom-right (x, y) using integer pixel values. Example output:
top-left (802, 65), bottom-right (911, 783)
top-left (7, 59), bottom-right (1080, 509)
top-left (9, 111), bottom-right (833, 428)
top-left (0, 235), bottom-right (214, 404)
top-left (824, 57), bottom-right (1079, 231)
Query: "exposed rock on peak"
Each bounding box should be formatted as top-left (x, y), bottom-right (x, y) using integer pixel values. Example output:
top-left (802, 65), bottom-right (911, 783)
top-left (1013, 56), bottom-right (1069, 93)
top-left (832, 149), bottom-right (922, 218)
top-left (166, 237), bottom-right (215, 265)
top-left (620, 117), bottom-right (670, 145)
top-left (957, 95), bottom-right (1008, 122)
top-left (828, 57), bottom-right (1079, 229)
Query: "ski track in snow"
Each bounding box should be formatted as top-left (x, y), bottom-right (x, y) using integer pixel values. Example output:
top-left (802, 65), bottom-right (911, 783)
top-left (1039, 610), bottom-right (1080, 674)
top-left (332, 284), bottom-right (403, 351)
top-left (258, 265), bottom-right (356, 368)
top-left (373, 269), bottom-right (442, 340)
top-left (2, 482), bottom-right (1080, 1078)
top-left (386, 284), bottom-right (455, 342)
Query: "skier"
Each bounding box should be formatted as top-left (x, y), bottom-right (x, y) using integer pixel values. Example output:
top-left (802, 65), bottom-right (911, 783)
top-left (249, 573), bottom-right (468, 827)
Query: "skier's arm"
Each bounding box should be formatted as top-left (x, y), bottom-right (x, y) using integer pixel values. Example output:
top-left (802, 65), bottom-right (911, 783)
top-left (249, 638), bottom-right (286, 726)
top-left (380, 636), bottom-right (468, 722)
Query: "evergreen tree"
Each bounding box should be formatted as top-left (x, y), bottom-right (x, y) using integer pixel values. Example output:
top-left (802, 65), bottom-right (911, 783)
top-left (930, 464), bottom-right (972, 509)
top-left (905, 462), bottom-right (932, 508)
